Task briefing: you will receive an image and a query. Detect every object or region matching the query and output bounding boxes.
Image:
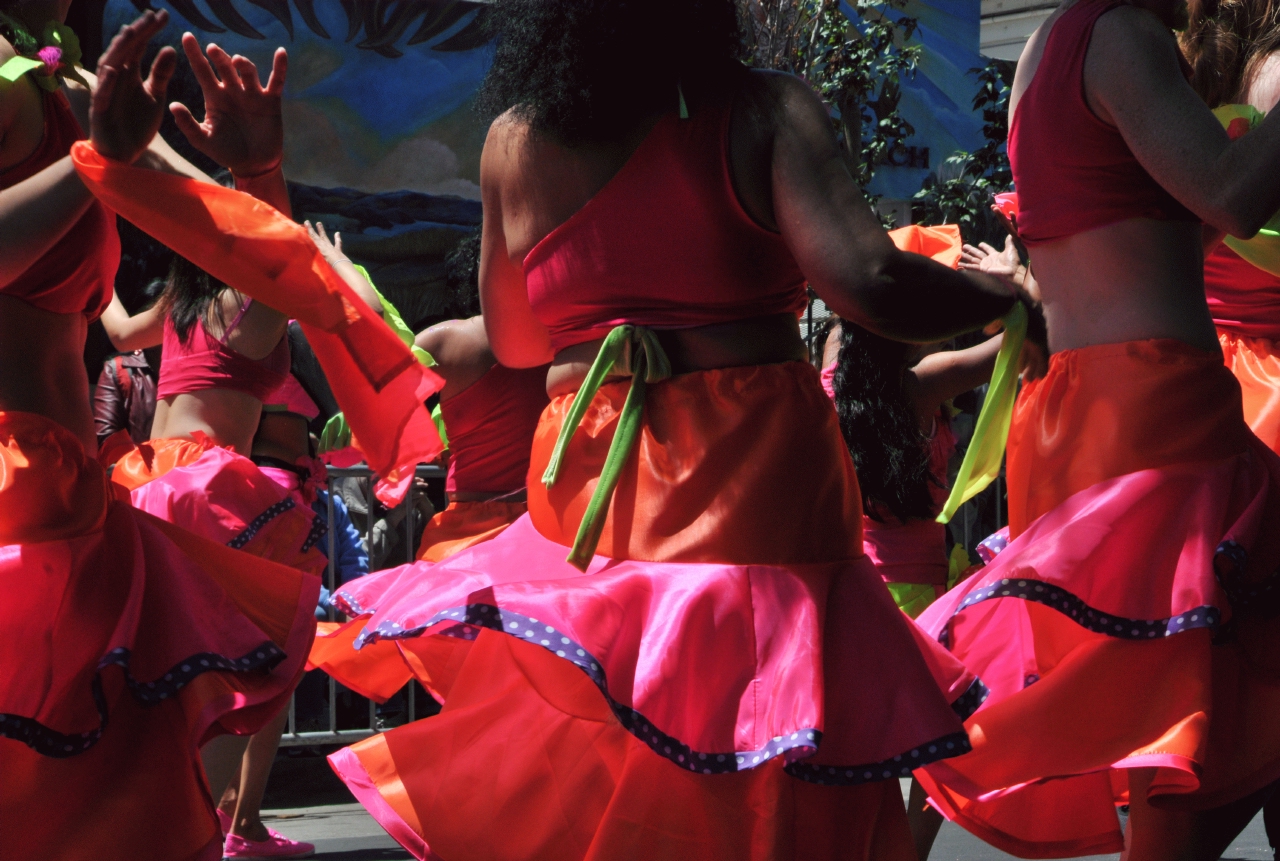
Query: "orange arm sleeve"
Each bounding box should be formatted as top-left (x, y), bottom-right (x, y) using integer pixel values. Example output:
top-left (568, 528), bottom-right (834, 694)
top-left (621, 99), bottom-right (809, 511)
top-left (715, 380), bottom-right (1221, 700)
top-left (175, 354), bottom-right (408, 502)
top-left (72, 142), bottom-right (444, 489)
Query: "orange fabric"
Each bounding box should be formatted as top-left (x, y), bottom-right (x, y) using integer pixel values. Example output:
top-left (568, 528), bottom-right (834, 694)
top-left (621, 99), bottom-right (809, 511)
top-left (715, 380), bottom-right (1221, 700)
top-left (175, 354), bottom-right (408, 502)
top-left (1006, 339), bottom-right (1250, 537)
top-left (417, 499), bottom-right (527, 562)
top-left (528, 362), bottom-right (863, 564)
top-left (0, 411), bottom-right (110, 543)
top-left (109, 435), bottom-right (212, 492)
top-left (71, 143), bottom-right (443, 493)
top-left (0, 412), bottom-right (318, 861)
top-left (888, 224), bottom-right (963, 269)
top-left (308, 621), bottom-right (412, 704)
top-left (1220, 330), bottom-right (1280, 454)
top-left (340, 629), bottom-right (916, 861)
top-left (918, 339), bottom-right (1280, 854)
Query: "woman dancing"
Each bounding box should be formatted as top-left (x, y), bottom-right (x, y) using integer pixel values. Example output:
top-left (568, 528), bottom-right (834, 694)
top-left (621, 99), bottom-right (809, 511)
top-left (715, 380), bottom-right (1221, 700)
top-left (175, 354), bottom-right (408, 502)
top-left (306, 2), bottom-right (1027, 858)
top-left (912, 0), bottom-right (1280, 856)
top-left (413, 228), bottom-right (549, 562)
top-left (0, 8), bottom-right (318, 860)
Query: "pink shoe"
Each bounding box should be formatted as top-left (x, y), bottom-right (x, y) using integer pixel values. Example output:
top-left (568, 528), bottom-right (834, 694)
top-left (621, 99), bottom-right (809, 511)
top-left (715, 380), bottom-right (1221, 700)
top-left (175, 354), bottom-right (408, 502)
top-left (222, 830), bottom-right (315, 859)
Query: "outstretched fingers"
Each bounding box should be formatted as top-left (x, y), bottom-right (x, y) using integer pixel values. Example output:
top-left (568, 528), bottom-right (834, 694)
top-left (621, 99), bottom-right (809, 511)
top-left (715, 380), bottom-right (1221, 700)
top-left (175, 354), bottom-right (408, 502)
top-left (169, 100), bottom-right (205, 144)
top-left (231, 55), bottom-right (263, 92)
top-left (205, 43), bottom-right (240, 91)
top-left (144, 45), bottom-right (177, 103)
top-left (264, 48), bottom-right (288, 97)
top-left (99, 9), bottom-right (169, 74)
top-left (181, 31), bottom-right (220, 95)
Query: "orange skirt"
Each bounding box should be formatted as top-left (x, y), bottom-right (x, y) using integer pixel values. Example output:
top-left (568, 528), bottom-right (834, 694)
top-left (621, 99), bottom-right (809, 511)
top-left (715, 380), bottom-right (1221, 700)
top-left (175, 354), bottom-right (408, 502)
top-left (0, 412), bottom-right (320, 861)
top-left (417, 499), bottom-right (526, 562)
top-left (1220, 329), bottom-right (1280, 454)
top-left (915, 340), bottom-right (1280, 857)
top-left (323, 362), bottom-right (977, 861)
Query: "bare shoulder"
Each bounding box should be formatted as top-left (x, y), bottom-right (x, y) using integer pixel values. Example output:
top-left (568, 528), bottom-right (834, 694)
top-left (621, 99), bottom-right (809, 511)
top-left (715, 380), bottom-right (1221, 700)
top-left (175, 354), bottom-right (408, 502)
top-left (481, 109), bottom-right (532, 177)
top-left (415, 316), bottom-right (492, 371)
top-left (742, 68), bottom-right (826, 124)
top-left (1246, 52), bottom-right (1280, 114)
top-left (1087, 3), bottom-right (1180, 72)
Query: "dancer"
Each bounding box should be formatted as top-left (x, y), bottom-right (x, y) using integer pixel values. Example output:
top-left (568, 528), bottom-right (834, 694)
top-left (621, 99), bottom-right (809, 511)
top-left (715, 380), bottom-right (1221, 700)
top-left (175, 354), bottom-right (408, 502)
top-left (911, 0), bottom-right (1280, 857)
top-left (304, 3), bottom-right (1031, 858)
top-left (0, 8), bottom-right (318, 860)
top-left (412, 228), bottom-right (549, 561)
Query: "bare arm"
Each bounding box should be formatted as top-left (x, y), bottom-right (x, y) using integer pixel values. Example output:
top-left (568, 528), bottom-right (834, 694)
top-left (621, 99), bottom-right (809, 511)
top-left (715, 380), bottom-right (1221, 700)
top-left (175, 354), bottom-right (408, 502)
top-left (907, 335), bottom-right (1004, 422)
top-left (305, 221), bottom-right (383, 317)
top-left (99, 292), bottom-right (164, 351)
top-left (1089, 7), bottom-right (1280, 237)
top-left (415, 316), bottom-right (495, 400)
top-left (766, 73), bottom-right (1016, 342)
top-left (479, 117), bottom-right (554, 368)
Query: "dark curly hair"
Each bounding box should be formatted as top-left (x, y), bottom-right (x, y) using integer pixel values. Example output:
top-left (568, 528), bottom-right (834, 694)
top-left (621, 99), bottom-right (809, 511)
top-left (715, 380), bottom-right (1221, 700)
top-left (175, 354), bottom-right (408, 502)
top-left (476, 0), bottom-right (743, 143)
top-left (1182, 0), bottom-right (1280, 106)
top-left (444, 227), bottom-right (482, 319)
top-left (832, 321), bottom-right (939, 523)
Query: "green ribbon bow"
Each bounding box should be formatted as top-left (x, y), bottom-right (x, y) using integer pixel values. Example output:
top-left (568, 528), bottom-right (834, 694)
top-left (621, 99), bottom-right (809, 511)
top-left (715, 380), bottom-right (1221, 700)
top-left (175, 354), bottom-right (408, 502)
top-left (0, 16), bottom-right (88, 92)
top-left (936, 301), bottom-right (1027, 524)
top-left (542, 325), bottom-right (672, 571)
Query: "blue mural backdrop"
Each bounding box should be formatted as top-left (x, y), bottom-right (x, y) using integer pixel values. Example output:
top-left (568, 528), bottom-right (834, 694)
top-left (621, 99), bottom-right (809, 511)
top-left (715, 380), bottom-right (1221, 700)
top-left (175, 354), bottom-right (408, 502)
top-left (103, 1), bottom-right (495, 198)
top-left (846, 0), bottom-right (989, 201)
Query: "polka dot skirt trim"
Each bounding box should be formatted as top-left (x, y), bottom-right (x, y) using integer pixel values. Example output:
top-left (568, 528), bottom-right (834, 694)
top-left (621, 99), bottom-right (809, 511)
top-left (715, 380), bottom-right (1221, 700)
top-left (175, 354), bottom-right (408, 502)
top-left (950, 678), bottom-right (990, 721)
top-left (228, 498), bottom-right (297, 550)
top-left (339, 599), bottom-right (974, 783)
top-left (300, 513), bottom-right (328, 554)
top-left (784, 731), bottom-right (972, 785)
top-left (0, 640), bottom-right (284, 759)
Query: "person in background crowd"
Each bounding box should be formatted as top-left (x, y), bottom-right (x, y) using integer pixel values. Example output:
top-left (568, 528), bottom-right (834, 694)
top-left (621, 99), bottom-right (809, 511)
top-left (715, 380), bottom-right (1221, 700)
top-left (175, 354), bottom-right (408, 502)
top-left (911, 0), bottom-right (1280, 855)
top-left (311, 1), bottom-right (1027, 857)
top-left (0, 9), bottom-right (319, 860)
top-left (93, 345), bottom-right (158, 445)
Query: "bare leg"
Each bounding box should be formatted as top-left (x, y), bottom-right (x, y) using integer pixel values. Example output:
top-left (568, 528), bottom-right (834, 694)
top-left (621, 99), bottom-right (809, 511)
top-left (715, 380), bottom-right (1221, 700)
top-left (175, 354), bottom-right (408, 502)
top-left (1124, 768), bottom-right (1270, 861)
top-left (228, 705), bottom-right (290, 842)
top-left (907, 778), bottom-right (944, 861)
top-left (200, 734), bottom-right (252, 803)
top-left (217, 761), bottom-right (244, 821)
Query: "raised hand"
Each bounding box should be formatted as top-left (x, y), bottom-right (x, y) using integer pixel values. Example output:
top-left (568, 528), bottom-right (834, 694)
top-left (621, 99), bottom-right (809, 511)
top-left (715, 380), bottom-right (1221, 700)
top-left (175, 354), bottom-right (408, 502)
top-left (305, 221), bottom-right (348, 267)
top-left (90, 10), bottom-right (176, 164)
top-left (170, 33), bottom-right (286, 177)
top-left (959, 235), bottom-right (1019, 277)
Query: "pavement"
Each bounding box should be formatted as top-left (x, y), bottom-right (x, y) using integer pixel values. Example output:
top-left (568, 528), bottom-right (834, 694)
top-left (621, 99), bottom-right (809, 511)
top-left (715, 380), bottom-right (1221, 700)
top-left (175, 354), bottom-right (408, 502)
top-left (262, 752), bottom-right (1274, 860)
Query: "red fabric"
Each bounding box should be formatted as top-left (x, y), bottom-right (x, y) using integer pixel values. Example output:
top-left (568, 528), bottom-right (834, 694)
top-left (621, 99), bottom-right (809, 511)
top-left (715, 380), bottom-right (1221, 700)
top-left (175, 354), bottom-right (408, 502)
top-left (0, 91), bottom-right (117, 319)
top-left (1008, 0), bottom-right (1196, 243)
top-left (156, 313), bottom-right (290, 401)
top-left (264, 373), bottom-right (320, 420)
top-left (914, 340), bottom-right (1280, 857)
top-left (0, 411), bottom-right (319, 861)
top-left (1220, 330), bottom-right (1280, 453)
top-left (441, 364), bottom-right (548, 495)
top-left (524, 101), bottom-right (807, 352)
top-left (70, 143), bottom-right (443, 499)
top-left (1206, 245), bottom-right (1280, 340)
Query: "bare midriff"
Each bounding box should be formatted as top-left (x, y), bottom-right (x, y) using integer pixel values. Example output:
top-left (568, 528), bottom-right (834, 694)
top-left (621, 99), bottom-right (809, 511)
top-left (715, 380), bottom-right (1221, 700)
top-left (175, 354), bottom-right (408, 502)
top-left (1030, 218), bottom-right (1220, 356)
top-left (546, 312), bottom-right (807, 398)
top-left (0, 296), bottom-right (94, 451)
top-left (151, 389), bottom-right (265, 456)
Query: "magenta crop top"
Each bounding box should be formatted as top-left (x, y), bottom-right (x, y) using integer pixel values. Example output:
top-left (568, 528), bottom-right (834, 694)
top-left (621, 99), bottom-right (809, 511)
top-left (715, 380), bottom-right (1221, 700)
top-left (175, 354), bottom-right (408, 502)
top-left (524, 99), bottom-right (808, 353)
top-left (157, 297), bottom-right (290, 401)
top-left (1008, 0), bottom-right (1197, 243)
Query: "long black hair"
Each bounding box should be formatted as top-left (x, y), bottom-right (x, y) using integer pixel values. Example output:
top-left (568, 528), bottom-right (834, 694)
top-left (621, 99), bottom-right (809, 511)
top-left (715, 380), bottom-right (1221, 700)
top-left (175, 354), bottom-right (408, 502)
top-left (832, 321), bottom-right (938, 523)
top-left (158, 171), bottom-right (237, 344)
top-left (475, 0), bottom-right (743, 143)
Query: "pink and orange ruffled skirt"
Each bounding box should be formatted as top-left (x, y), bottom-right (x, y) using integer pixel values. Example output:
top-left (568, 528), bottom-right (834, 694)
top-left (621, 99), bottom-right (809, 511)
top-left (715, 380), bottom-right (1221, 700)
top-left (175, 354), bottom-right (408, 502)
top-left (0, 412), bottom-right (319, 861)
top-left (916, 339), bottom-right (1280, 857)
top-left (319, 362), bottom-right (981, 861)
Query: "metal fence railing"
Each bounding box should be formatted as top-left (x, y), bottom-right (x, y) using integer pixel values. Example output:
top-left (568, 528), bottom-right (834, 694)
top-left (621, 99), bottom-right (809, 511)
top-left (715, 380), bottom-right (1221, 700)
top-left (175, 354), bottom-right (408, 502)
top-left (280, 463), bottom-right (445, 748)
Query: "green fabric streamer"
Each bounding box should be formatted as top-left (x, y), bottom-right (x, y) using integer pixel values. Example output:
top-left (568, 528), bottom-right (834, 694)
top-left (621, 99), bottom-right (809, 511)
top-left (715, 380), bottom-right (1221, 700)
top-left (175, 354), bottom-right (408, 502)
top-left (936, 302), bottom-right (1027, 524)
top-left (885, 583), bottom-right (942, 619)
top-left (542, 325), bottom-right (672, 570)
top-left (0, 55), bottom-right (42, 82)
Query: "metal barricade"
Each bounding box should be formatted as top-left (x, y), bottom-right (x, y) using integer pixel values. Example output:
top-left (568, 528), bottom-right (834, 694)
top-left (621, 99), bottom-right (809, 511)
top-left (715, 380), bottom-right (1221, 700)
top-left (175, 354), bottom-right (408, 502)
top-left (280, 463), bottom-right (446, 747)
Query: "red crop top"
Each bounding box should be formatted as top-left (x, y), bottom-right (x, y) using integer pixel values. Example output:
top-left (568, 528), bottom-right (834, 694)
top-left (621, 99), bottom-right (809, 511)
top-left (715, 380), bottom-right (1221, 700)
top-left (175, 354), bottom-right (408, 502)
top-left (440, 363), bottom-right (549, 496)
top-left (157, 297), bottom-right (290, 401)
top-left (524, 99), bottom-right (808, 352)
top-left (1008, 0), bottom-right (1197, 243)
top-left (0, 89), bottom-right (119, 319)
top-left (1205, 245), bottom-right (1280, 341)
